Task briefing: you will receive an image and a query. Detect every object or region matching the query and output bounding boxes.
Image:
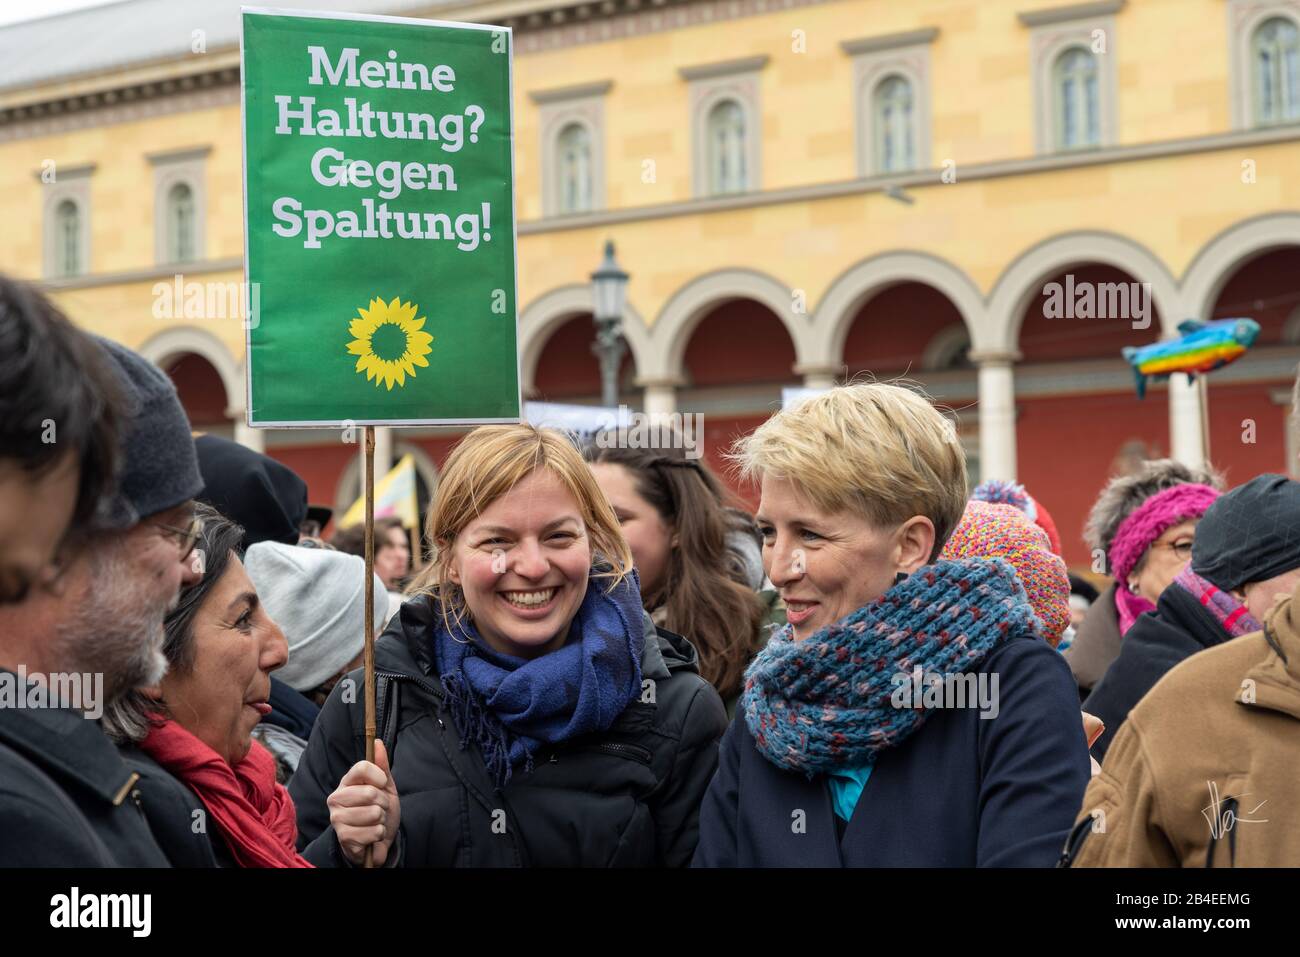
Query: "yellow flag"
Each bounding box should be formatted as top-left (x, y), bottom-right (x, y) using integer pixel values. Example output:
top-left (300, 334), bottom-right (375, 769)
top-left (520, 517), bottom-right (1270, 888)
top-left (340, 453), bottom-right (419, 529)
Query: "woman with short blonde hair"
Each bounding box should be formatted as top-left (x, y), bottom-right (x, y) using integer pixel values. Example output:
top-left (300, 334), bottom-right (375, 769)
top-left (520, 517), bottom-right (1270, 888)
top-left (693, 382), bottom-right (1090, 868)
top-left (292, 423), bottom-right (727, 867)
top-left (735, 380), bottom-right (969, 556)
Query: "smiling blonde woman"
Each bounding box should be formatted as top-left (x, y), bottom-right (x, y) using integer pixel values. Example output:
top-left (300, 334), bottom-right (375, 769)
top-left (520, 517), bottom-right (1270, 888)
top-left (290, 423), bottom-right (727, 867)
top-left (692, 382), bottom-right (1090, 868)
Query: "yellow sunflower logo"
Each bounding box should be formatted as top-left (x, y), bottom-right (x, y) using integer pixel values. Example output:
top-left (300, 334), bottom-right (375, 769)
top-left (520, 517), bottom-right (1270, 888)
top-left (345, 297), bottom-right (434, 390)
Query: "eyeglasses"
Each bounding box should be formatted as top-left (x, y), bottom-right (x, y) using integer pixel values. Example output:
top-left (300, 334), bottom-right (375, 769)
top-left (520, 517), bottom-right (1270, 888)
top-left (1152, 539), bottom-right (1194, 561)
top-left (154, 514), bottom-right (204, 562)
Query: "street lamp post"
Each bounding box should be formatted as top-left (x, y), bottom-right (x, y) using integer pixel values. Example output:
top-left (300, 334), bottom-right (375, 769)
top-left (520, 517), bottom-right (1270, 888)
top-left (590, 239), bottom-right (629, 409)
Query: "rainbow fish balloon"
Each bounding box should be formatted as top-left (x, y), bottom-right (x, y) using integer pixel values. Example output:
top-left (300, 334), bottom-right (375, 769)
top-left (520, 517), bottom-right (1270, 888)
top-left (1122, 318), bottom-right (1260, 399)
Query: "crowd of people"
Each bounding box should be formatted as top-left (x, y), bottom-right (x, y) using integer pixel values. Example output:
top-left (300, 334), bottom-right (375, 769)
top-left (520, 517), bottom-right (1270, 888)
top-left (2, 272), bottom-right (1298, 868)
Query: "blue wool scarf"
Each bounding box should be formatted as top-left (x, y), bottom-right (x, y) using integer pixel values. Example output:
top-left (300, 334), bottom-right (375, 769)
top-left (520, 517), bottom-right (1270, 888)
top-left (742, 558), bottom-right (1038, 776)
top-left (433, 566), bottom-right (645, 789)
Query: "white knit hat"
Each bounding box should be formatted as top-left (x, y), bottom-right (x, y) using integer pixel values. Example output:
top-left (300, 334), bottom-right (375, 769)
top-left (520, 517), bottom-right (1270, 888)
top-left (243, 541), bottom-right (389, 692)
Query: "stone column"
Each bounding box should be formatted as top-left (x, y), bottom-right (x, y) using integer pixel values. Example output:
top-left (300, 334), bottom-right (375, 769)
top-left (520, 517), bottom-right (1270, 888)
top-left (969, 350), bottom-right (1020, 482)
top-left (1168, 373), bottom-right (1207, 470)
top-left (793, 363), bottom-right (840, 390)
top-left (639, 378), bottom-right (680, 418)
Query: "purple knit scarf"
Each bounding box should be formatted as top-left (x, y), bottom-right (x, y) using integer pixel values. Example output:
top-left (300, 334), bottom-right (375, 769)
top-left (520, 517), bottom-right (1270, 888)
top-left (1172, 565), bottom-right (1263, 638)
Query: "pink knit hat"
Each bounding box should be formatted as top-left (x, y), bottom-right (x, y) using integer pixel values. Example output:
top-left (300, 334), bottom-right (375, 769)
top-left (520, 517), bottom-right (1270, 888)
top-left (941, 500), bottom-right (1071, 647)
top-left (971, 479), bottom-right (1063, 556)
top-left (1107, 482), bottom-right (1220, 633)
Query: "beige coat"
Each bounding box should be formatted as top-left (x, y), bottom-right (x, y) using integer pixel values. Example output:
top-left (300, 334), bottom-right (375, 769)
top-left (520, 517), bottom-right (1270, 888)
top-left (1063, 578), bottom-right (1300, 867)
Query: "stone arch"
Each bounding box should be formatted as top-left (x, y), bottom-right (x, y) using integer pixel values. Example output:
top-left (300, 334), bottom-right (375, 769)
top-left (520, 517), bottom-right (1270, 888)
top-left (811, 250), bottom-right (985, 369)
top-left (987, 231), bottom-right (1182, 352)
top-left (136, 326), bottom-right (243, 415)
top-left (1180, 213), bottom-right (1300, 322)
top-left (517, 284), bottom-right (650, 395)
top-left (648, 268), bottom-right (807, 381)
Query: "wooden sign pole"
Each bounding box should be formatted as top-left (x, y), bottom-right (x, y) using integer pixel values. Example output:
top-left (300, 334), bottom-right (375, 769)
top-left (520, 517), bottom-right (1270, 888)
top-left (363, 426), bottom-right (377, 869)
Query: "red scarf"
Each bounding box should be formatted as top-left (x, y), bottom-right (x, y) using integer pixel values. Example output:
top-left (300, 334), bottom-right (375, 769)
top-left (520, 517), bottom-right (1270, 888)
top-left (140, 717), bottom-right (313, 868)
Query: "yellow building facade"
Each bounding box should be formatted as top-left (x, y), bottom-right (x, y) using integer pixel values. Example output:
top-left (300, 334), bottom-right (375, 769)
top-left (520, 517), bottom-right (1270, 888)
top-left (2, 0), bottom-right (1299, 561)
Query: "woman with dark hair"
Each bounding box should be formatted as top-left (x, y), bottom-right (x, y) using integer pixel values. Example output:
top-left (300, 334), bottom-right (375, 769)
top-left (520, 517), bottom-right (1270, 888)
top-left (585, 436), bottom-right (777, 715)
top-left (103, 503), bottom-right (342, 867)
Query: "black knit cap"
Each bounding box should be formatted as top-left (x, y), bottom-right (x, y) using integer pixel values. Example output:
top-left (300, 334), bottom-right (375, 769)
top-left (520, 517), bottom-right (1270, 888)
top-left (194, 434), bottom-right (307, 551)
top-left (92, 337), bottom-right (204, 530)
top-left (1192, 473), bottom-right (1300, 591)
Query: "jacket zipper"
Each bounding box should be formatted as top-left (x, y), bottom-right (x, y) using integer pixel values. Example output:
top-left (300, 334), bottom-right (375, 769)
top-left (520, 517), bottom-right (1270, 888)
top-left (374, 669), bottom-right (444, 701)
top-left (590, 741), bottom-right (652, 764)
top-left (548, 741), bottom-right (653, 766)
top-left (1057, 814), bottom-right (1095, 867)
top-left (823, 778), bottom-right (846, 867)
top-left (361, 666), bottom-right (530, 865)
top-left (427, 694), bottom-right (528, 866)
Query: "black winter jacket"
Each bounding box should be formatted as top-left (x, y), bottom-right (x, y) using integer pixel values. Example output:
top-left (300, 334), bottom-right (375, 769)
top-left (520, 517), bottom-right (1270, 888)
top-left (289, 595), bottom-right (728, 866)
top-left (0, 691), bottom-right (173, 867)
top-left (1063, 583), bottom-right (1123, 701)
top-left (115, 746), bottom-right (223, 867)
top-left (1083, 582), bottom-right (1233, 762)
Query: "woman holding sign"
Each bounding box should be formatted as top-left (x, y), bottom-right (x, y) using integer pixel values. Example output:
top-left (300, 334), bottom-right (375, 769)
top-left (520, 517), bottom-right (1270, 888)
top-left (290, 424), bottom-right (727, 866)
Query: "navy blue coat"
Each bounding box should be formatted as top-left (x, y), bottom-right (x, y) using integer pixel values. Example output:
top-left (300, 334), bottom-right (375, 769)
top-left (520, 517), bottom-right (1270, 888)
top-left (691, 636), bottom-right (1090, 867)
top-left (1082, 583), bottom-right (1229, 762)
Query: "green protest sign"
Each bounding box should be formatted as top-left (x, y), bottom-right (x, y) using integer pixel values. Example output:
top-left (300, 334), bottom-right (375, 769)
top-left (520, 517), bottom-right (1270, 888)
top-left (240, 8), bottom-right (520, 426)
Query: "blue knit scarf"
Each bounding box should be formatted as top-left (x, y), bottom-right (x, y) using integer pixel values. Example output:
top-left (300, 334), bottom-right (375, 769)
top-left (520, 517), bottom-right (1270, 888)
top-left (742, 558), bottom-right (1038, 776)
top-left (433, 566), bottom-right (645, 789)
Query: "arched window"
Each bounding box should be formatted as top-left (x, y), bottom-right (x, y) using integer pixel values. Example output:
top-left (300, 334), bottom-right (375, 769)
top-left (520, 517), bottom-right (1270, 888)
top-left (707, 99), bottom-right (748, 195)
top-left (556, 123), bottom-right (593, 214)
top-left (1053, 47), bottom-right (1100, 150)
top-left (55, 200), bottom-right (81, 277)
top-left (873, 74), bottom-right (915, 173)
top-left (1253, 16), bottom-right (1300, 125)
top-left (166, 182), bottom-right (196, 263)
